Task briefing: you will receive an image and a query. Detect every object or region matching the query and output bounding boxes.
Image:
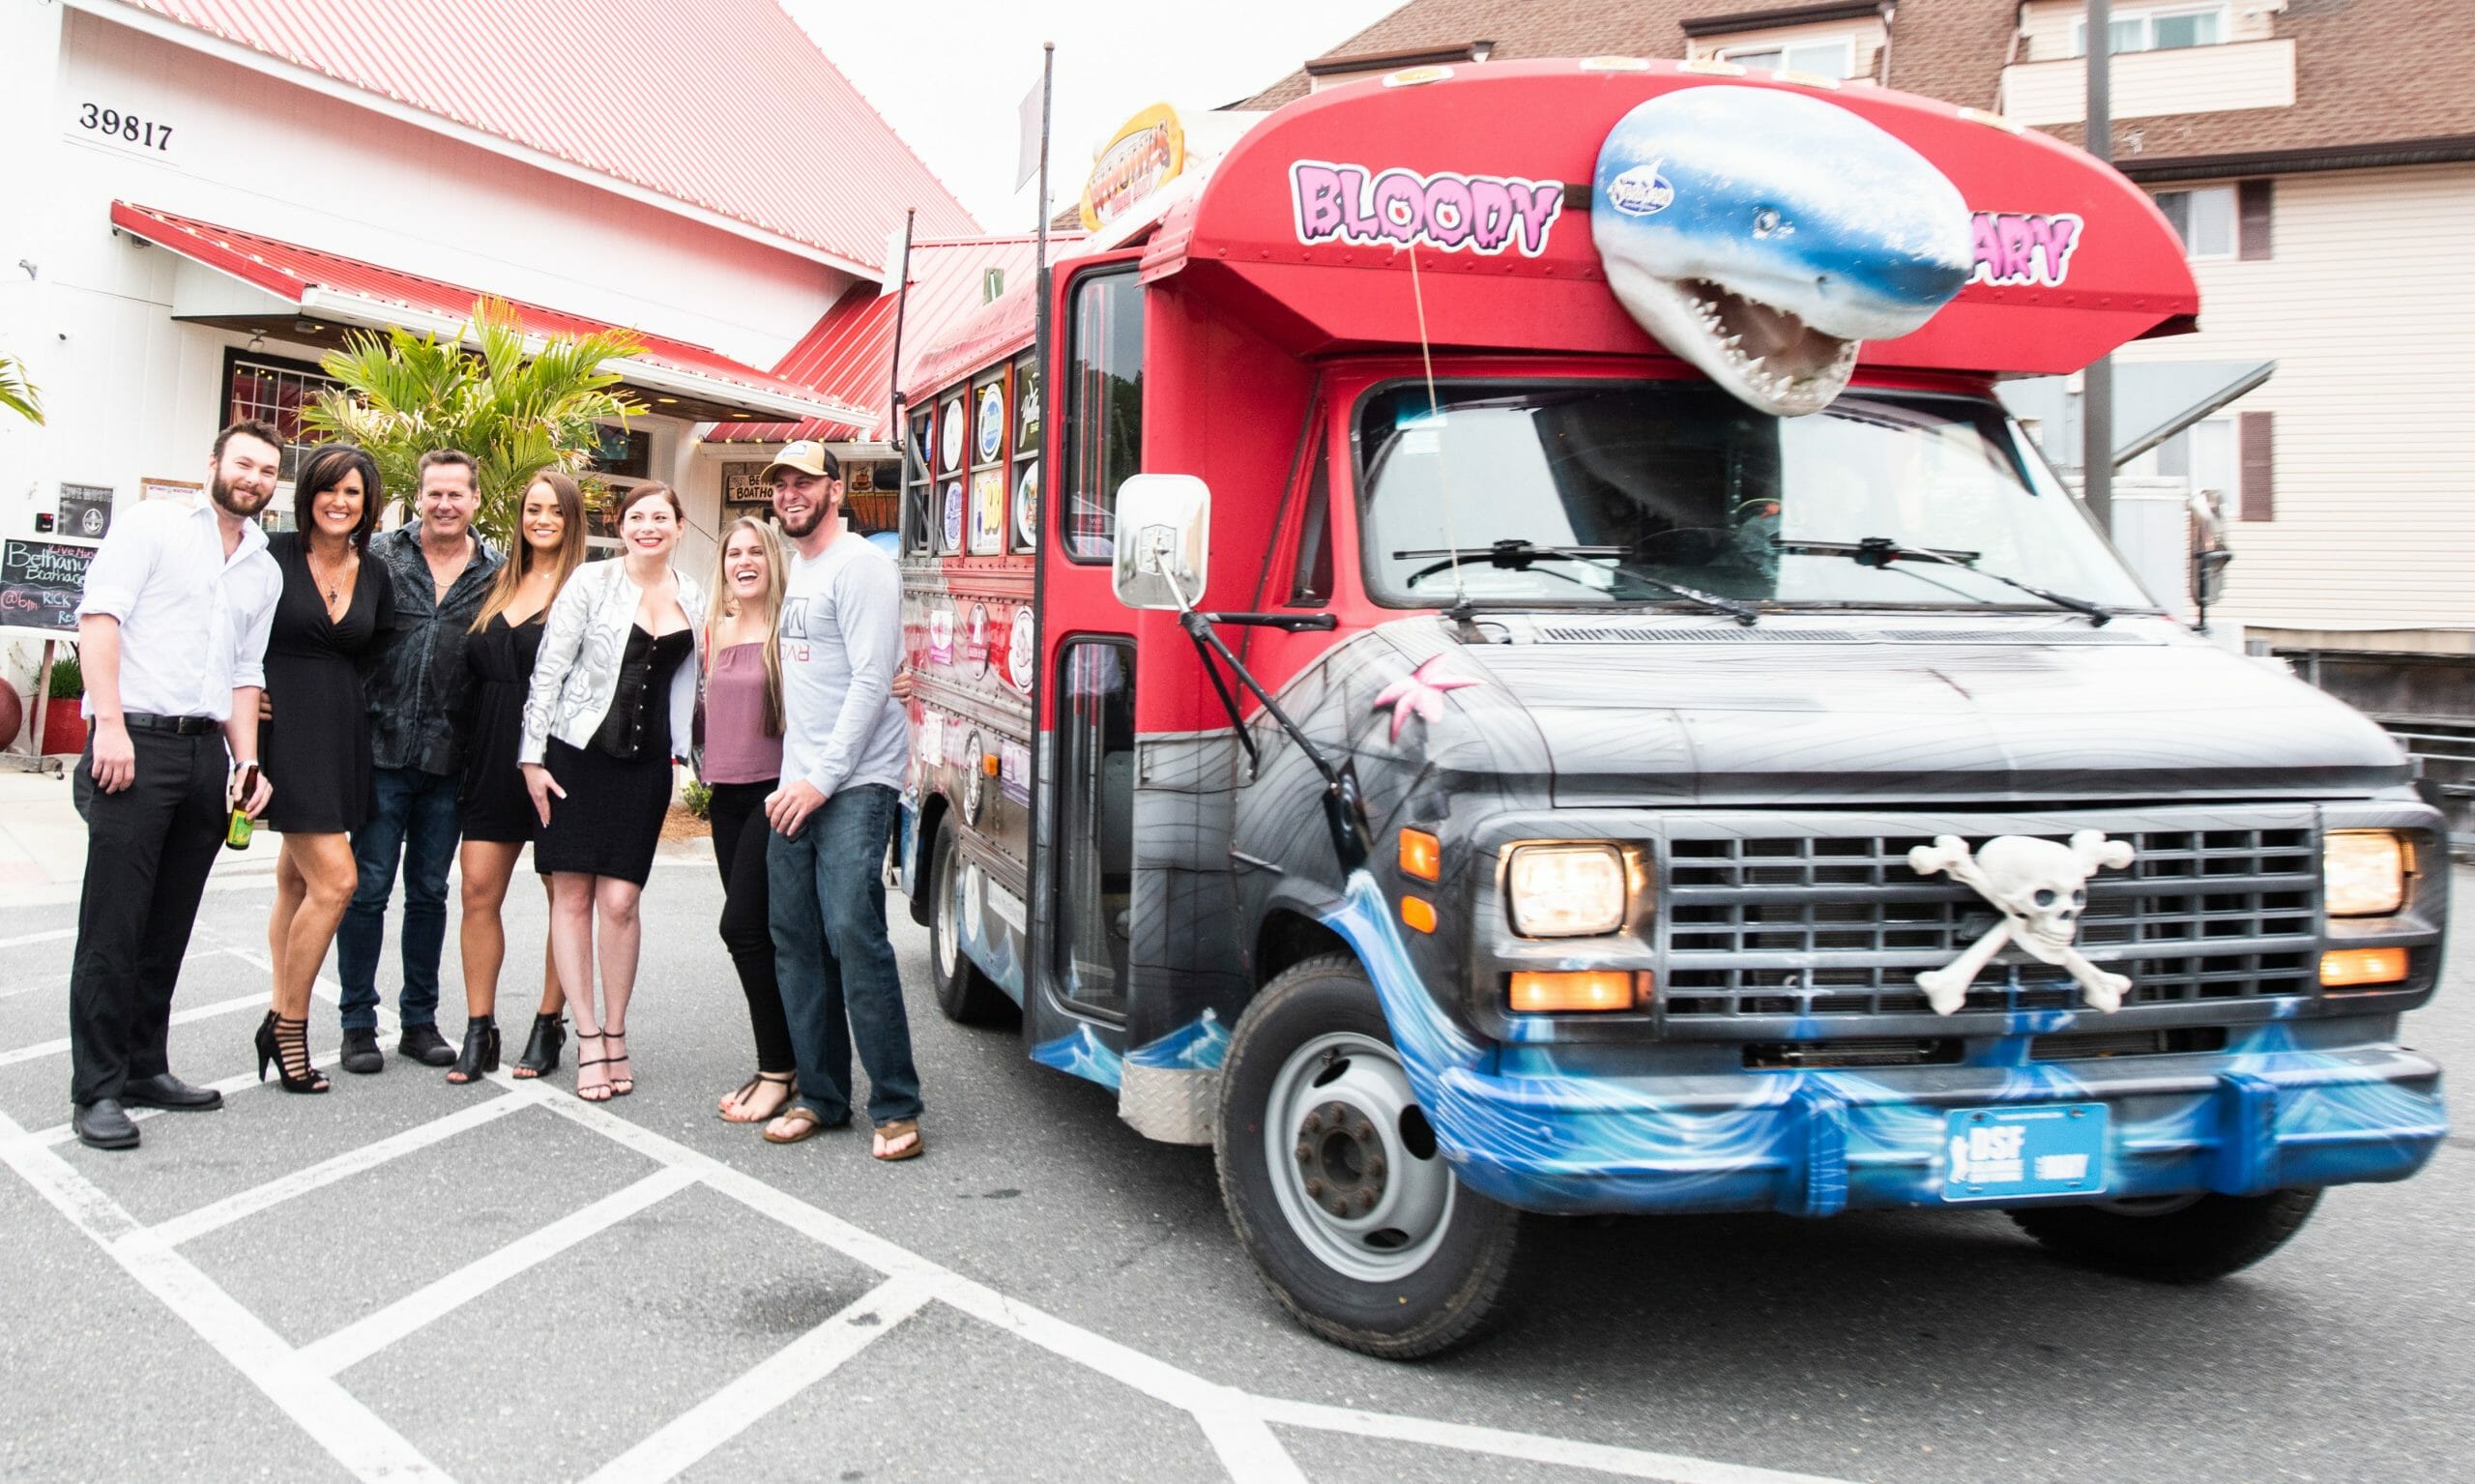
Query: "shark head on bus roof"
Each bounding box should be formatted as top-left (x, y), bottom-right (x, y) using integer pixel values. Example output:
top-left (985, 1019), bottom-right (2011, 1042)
top-left (1592, 84), bottom-right (1973, 417)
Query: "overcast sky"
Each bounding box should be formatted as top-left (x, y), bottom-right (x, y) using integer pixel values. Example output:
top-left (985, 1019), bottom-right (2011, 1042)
top-left (787, 1), bottom-right (1407, 234)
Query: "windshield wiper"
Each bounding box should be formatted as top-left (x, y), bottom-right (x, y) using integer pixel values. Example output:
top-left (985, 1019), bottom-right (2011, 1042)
top-left (1395, 539), bottom-right (1760, 626)
top-left (1771, 537), bottom-right (2113, 626)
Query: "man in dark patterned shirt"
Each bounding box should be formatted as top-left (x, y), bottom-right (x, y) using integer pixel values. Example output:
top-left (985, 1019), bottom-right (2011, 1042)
top-left (335, 449), bottom-right (502, 1072)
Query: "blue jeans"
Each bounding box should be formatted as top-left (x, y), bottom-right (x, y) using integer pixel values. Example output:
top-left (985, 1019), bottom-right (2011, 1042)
top-left (768, 785), bottom-right (920, 1127)
top-left (335, 765), bottom-right (462, 1032)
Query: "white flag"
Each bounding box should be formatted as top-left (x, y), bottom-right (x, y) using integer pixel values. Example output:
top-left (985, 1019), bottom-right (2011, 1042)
top-left (1015, 68), bottom-right (1046, 190)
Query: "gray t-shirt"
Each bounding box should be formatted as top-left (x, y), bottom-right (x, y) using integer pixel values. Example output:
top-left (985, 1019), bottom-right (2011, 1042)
top-left (777, 534), bottom-right (909, 798)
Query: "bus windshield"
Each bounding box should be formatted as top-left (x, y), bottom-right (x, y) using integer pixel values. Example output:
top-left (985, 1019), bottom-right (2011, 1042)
top-left (1355, 380), bottom-right (2154, 613)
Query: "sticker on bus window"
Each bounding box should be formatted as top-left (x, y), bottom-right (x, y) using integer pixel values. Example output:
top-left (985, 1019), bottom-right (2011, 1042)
top-left (1013, 463), bottom-right (1038, 549)
top-left (942, 480), bottom-right (964, 551)
top-left (971, 468), bottom-right (1005, 554)
top-left (940, 395), bottom-right (966, 472)
top-left (976, 384), bottom-right (1005, 463)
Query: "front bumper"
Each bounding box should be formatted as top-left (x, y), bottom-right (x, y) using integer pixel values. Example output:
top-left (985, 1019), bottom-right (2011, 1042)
top-left (1432, 1036), bottom-right (2447, 1216)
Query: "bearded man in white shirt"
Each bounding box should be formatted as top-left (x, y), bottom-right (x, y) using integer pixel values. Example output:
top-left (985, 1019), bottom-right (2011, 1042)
top-left (65, 419), bottom-right (282, 1150)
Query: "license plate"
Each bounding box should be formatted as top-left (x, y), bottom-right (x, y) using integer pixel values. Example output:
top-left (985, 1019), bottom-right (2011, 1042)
top-left (1940, 1103), bottom-right (2109, 1202)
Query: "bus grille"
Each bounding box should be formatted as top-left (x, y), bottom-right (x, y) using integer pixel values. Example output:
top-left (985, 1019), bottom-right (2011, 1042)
top-left (1661, 822), bottom-right (2319, 1021)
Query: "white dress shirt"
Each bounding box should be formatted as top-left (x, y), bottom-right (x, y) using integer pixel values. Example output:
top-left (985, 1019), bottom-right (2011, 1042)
top-left (75, 497), bottom-right (281, 722)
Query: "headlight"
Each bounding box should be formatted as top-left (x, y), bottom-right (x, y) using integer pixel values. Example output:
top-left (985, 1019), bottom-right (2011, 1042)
top-left (1505, 843), bottom-right (1628, 938)
top-left (2324, 829), bottom-right (2410, 917)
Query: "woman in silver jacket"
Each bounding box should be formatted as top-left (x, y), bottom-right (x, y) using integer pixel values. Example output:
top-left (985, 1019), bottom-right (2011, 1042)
top-left (518, 483), bottom-right (706, 1101)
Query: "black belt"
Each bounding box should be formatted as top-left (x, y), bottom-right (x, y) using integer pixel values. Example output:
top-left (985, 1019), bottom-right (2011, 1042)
top-left (122, 712), bottom-right (219, 736)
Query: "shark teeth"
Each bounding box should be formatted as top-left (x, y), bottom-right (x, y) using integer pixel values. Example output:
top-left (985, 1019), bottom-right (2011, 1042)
top-left (1679, 279), bottom-right (1860, 416)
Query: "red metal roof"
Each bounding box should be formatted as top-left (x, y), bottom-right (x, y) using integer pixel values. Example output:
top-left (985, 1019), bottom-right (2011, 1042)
top-left (106, 0), bottom-right (980, 266)
top-left (713, 235), bottom-right (1057, 443)
top-left (112, 201), bottom-right (872, 421)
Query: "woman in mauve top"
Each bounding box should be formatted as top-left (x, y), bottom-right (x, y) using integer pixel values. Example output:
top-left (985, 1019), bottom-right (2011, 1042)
top-left (700, 517), bottom-right (797, 1123)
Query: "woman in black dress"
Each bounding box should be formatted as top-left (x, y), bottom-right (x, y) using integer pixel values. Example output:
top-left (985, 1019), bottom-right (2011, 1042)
top-left (254, 444), bottom-right (392, 1094)
top-left (520, 483), bottom-right (705, 1101)
top-left (446, 472), bottom-right (587, 1085)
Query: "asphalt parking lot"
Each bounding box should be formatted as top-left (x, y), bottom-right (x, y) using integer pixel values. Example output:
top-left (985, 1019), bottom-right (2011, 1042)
top-left (1, 846), bottom-right (2468, 1483)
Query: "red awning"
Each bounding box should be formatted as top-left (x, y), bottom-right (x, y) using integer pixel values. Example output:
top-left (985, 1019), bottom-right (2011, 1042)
top-left (113, 201), bottom-right (873, 426)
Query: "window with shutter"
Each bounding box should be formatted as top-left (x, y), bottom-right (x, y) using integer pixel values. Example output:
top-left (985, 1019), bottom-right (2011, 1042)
top-left (2238, 411), bottom-right (2275, 521)
top-left (2238, 180), bottom-right (2274, 260)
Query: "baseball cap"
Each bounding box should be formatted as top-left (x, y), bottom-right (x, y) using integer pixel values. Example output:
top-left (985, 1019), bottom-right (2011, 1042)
top-left (760, 440), bottom-right (841, 482)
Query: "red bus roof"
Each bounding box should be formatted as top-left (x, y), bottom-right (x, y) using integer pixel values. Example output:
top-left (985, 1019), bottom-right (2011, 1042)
top-left (906, 60), bottom-right (2196, 395)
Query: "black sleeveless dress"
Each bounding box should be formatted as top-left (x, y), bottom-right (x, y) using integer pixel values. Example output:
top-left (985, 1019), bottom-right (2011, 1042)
top-left (532, 626), bottom-right (693, 886)
top-left (459, 612), bottom-right (546, 843)
top-left (260, 532), bottom-right (394, 834)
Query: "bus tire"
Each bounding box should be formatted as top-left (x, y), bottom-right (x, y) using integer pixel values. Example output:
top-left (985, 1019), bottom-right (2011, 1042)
top-left (1215, 952), bottom-right (1521, 1359)
top-left (928, 815), bottom-right (1011, 1026)
top-left (2009, 1187), bottom-right (2322, 1283)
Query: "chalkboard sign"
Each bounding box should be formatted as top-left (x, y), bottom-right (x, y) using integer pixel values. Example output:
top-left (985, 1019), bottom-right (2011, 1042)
top-left (0, 538), bottom-right (97, 637)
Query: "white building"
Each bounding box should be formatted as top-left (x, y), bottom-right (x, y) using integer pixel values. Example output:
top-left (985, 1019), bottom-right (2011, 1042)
top-left (0, 0), bottom-right (1008, 713)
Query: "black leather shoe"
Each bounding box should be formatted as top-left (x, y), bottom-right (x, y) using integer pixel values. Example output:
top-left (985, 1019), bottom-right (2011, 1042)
top-left (340, 1027), bottom-right (385, 1075)
top-left (119, 1073), bottom-right (224, 1111)
top-left (398, 1024), bottom-right (456, 1067)
top-left (73, 1099), bottom-right (140, 1149)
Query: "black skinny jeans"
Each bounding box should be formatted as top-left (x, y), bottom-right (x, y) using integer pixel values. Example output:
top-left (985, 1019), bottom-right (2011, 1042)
top-left (708, 779), bottom-right (793, 1072)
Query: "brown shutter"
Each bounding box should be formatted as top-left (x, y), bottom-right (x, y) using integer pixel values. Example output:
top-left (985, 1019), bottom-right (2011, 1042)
top-left (2239, 411), bottom-right (2275, 521)
top-left (2237, 179), bottom-right (2274, 260)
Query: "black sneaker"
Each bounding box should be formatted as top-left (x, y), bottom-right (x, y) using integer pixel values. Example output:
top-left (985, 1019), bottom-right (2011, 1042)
top-left (397, 1024), bottom-right (456, 1067)
top-left (340, 1027), bottom-right (385, 1075)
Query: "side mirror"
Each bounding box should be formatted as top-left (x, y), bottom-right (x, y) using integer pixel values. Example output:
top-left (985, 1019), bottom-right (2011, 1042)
top-left (2193, 546), bottom-right (2233, 608)
top-left (1112, 474), bottom-right (1210, 611)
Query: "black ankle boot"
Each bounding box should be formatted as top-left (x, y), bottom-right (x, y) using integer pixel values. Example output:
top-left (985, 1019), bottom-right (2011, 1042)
top-left (512, 1013), bottom-right (565, 1079)
top-left (447, 1017), bottom-right (500, 1085)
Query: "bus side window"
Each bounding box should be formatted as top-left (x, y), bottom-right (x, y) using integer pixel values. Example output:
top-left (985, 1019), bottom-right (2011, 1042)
top-left (1287, 428), bottom-right (1333, 606)
top-left (1056, 637), bottom-right (1134, 1015)
top-left (1063, 267), bottom-right (1144, 563)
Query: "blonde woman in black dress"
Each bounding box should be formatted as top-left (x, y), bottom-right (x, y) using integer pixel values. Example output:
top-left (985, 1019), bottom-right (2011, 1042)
top-left (520, 483), bottom-right (704, 1101)
top-left (254, 444), bottom-right (393, 1092)
top-left (446, 472), bottom-right (587, 1085)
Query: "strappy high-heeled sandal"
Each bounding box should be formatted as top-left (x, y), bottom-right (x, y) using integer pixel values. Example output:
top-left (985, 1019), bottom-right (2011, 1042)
top-left (254, 1010), bottom-right (330, 1094)
top-left (603, 1024), bottom-right (633, 1097)
top-left (572, 1031), bottom-right (613, 1103)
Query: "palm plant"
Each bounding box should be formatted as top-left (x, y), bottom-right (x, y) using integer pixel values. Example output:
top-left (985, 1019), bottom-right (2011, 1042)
top-left (0, 355), bottom-right (43, 423)
top-left (304, 297), bottom-right (641, 542)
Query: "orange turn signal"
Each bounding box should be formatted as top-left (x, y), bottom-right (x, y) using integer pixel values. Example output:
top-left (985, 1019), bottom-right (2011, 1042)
top-left (982, 753), bottom-right (1001, 776)
top-left (1399, 829), bottom-right (1441, 882)
top-left (2319, 946), bottom-right (2408, 988)
top-left (1508, 971), bottom-right (1644, 1013)
top-left (1401, 895), bottom-right (1438, 934)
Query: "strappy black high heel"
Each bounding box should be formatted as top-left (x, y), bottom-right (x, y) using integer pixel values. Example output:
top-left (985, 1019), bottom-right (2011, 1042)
top-left (603, 1023), bottom-right (633, 1098)
top-left (254, 1010), bottom-right (330, 1094)
top-left (511, 1013), bottom-right (565, 1079)
top-left (446, 1016), bottom-right (499, 1085)
top-left (573, 1031), bottom-right (612, 1102)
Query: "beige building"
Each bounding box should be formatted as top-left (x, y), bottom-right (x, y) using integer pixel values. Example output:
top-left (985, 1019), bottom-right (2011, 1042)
top-left (1250, 0), bottom-right (2475, 831)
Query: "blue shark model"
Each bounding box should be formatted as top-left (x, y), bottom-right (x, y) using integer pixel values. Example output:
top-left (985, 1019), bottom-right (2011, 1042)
top-left (1592, 85), bottom-right (1974, 416)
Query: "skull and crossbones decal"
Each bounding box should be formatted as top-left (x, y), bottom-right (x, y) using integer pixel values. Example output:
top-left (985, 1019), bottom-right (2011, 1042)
top-left (1907, 831), bottom-right (2136, 1014)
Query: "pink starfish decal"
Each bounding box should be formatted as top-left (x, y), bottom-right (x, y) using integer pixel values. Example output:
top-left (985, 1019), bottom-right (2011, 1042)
top-left (1373, 656), bottom-right (1481, 742)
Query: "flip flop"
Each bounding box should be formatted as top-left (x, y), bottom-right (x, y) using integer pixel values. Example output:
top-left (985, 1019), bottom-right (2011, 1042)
top-left (871, 1119), bottom-right (923, 1162)
top-left (763, 1106), bottom-right (837, 1145)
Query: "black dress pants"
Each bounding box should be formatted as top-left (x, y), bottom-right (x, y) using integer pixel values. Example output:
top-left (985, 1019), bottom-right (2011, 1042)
top-left (708, 778), bottom-right (794, 1072)
top-left (68, 726), bottom-right (229, 1106)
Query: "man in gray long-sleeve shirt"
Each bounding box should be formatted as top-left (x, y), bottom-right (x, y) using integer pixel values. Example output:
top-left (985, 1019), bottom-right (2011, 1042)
top-left (759, 440), bottom-right (922, 1159)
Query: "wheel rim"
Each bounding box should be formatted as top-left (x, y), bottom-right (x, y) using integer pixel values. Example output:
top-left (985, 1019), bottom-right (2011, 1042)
top-left (1262, 1031), bottom-right (1455, 1283)
top-left (933, 837), bottom-right (961, 982)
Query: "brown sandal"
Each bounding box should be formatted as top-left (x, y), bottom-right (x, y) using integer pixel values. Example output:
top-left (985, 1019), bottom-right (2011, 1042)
top-left (871, 1120), bottom-right (923, 1162)
top-left (763, 1106), bottom-right (835, 1145)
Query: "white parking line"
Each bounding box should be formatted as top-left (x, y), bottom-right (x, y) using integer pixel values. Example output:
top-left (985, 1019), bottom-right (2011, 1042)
top-left (0, 927), bottom-right (76, 949)
top-left (0, 986), bottom-right (268, 1068)
top-left (150, 1091), bottom-right (537, 1248)
top-left (298, 1164), bottom-right (700, 1378)
top-left (578, 1274), bottom-right (935, 1484)
top-left (0, 1106), bottom-right (450, 1480)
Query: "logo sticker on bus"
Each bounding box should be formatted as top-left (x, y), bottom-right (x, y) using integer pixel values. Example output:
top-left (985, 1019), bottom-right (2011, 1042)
top-left (1969, 210), bottom-right (2083, 287)
top-left (1291, 160), bottom-right (1564, 257)
top-left (927, 606), bottom-right (954, 666)
top-left (1007, 607), bottom-right (1036, 694)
